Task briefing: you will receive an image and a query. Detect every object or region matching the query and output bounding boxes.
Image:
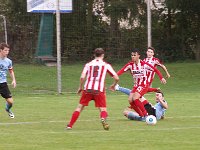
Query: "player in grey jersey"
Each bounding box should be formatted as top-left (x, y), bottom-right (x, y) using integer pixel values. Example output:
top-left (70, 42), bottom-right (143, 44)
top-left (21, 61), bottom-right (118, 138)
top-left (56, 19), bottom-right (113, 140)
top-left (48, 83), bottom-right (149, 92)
top-left (0, 43), bottom-right (16, 118)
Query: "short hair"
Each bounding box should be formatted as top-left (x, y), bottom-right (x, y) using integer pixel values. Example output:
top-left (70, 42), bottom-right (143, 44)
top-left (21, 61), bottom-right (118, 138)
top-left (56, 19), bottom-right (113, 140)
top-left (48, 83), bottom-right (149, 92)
top-left (131, 48), bottom-right (140, 55)
top-left (156, 91), bottom-right (164, 97)
top-left (94, 48), bottom-right (104, 57)
top-left (0, 43), bottom-right (9, 50)
top-left (148, 46), bottom-right (155, 52)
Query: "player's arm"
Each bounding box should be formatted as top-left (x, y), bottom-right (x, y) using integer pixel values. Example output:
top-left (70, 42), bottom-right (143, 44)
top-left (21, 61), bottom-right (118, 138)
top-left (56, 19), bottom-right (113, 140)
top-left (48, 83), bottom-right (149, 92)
top-left (77, 65), bottom-right (87, 94)
top-left (158, 99), bottom-right (168, 109)
top-left (109, 74), bottom-right (119, 91)
top-left (117, 63), bottom-right (130, 76)
top-left (155, 58), bottom-right (170, 78)
top-left (9, 68), bottom-right (16, 88)
top-left (159, 64), bottom-right (170, 78)
top-left (107, 65), bottom-right (119, 91)
top-left (146, 62), bottom-right (166, 84)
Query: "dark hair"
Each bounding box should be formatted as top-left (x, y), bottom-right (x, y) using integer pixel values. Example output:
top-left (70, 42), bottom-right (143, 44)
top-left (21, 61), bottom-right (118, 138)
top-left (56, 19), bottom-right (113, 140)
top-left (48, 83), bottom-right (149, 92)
top-left (0, 43), bottom-right (9, 50)
top-left (156, 91), bottom-right (164, 97)
top-left (148, 46), bottom-right (155, 52)
top-left (131, 48), bottom-right (140, 55)
top-left (94, 48), bottom-right (104, 57)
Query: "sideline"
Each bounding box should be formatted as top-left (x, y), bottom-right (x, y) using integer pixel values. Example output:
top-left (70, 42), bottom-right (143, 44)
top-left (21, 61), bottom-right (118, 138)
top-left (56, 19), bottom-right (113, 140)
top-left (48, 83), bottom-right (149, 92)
top-left (0, 116), bottom-right (200, 125)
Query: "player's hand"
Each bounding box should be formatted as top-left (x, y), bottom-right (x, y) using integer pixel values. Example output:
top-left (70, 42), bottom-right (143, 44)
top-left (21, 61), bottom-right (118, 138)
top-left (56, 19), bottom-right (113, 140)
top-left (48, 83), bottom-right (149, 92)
top-left (166, 73), bottom-right (170, 78)
top-left (77, 88), bottom-right (82, 94)
top-left (160, 78), bottom-right (167, 84)
top-left (12, 80), bottom-right (16, 88)
top-left (109, 84), bottom-right (115, 91)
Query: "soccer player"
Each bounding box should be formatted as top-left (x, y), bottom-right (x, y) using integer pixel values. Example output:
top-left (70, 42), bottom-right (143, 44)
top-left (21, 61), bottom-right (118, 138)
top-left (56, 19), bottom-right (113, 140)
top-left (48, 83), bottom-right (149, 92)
top-left (117, 49), bottom-right (166, 119)
top-left (123, 91), bottom-right (168, 121)
top-left (144, 47), bottom-right (170, 92)
top-left (66, 48), bottom-right (119, 130)
top-left (0, 43), bottom-right (16, 118)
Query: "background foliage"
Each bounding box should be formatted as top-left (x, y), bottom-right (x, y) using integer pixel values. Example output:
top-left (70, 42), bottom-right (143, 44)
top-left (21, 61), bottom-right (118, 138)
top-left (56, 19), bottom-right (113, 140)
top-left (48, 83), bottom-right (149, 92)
top-left (0, 0), bottom-right (199, 63)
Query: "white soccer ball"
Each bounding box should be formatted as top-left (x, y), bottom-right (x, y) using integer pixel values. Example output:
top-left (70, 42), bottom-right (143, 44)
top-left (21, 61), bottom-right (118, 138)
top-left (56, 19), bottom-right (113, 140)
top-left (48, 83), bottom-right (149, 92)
top-left (146, 115), bottom-right (157, 125)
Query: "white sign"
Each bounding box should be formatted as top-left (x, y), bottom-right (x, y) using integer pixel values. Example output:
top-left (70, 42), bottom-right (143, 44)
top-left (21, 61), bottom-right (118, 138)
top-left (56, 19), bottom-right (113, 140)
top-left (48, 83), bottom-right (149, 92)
top-left (27, 0), bottom-right (72, 13)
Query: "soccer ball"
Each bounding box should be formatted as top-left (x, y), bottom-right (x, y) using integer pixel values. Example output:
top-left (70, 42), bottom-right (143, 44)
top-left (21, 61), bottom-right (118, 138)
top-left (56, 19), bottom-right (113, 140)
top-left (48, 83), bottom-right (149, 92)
top-left (146, 115), bottom-right (157, 125)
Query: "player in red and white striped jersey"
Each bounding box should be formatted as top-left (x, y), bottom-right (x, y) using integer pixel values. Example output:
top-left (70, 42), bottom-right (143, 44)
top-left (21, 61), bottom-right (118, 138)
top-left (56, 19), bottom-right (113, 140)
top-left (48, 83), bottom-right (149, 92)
top-left (66, 48), bottom-right (119, 130)
top-left (143, 47), bottom-right (170, 92)
top-left (117, 49), bottom-right (166, 118)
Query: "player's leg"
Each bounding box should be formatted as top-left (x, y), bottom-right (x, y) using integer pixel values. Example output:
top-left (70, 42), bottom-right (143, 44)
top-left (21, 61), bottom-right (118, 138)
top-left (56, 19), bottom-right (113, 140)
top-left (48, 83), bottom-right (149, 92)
top-left (128, 93), bottom-right (144, 117)
top-left (99, 107), bottom-right (109, 130)
top-left (67, 104), bottom-right (85, 129)
top-left (130, 86), bottom-right (148, 117)
top-left (148, 87), bottom-right (161, 92)
top-left (66, 91), bottom-right (90, 129)
top-left (124, 109), bottom-right (144, 121)
top-left (95, 92), bottom-right (109, 130)
top-left (2, 83), bottom-right (15, 118)
top-left (5, 97), bottom-right (15, 118)
top-left (115, 84), bottom-right (131, 95)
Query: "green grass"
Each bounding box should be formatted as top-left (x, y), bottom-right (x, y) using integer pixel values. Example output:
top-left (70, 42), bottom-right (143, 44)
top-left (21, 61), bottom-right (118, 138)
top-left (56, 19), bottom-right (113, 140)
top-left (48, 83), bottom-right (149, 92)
top-left (0, 62), bottom-right (200, 150)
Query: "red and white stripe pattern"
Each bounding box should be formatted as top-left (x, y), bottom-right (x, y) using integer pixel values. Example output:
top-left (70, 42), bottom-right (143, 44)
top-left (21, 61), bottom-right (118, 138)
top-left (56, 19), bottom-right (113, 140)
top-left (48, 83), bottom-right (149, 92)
top-left (143, 57), bottom-right (162, 84)
top-left (117, 60), bottom-right (163, 87)
top-left (81, 59), bottom-right (117, 92)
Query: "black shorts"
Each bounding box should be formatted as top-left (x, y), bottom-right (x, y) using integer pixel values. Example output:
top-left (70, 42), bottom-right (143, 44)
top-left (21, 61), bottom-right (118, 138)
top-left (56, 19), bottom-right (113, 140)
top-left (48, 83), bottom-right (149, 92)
top-left (144, 103), bottom-right (156, 117)
top-left (0, 82), bottom-right (12, 99)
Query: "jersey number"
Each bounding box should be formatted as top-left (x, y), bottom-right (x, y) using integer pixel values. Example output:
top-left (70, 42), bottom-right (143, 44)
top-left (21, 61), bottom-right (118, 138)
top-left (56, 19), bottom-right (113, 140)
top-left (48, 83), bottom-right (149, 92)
top-left (93, 66), bottom-right (99, 77)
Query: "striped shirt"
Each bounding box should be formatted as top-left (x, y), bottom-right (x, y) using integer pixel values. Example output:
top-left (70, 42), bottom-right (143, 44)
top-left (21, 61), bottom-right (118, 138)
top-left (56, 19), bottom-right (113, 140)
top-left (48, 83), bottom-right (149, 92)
top-left (143, 57), bottom-right (162, 84)
top-left (82, 59), bottom-right (117, 92)
top-left (117, 60), bottom-right (163, 87)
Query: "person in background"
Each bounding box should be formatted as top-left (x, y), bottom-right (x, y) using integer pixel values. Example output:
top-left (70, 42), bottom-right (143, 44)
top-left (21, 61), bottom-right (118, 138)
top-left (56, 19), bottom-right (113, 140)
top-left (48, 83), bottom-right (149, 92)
top-left (144, 47), bottom-right (170, 92)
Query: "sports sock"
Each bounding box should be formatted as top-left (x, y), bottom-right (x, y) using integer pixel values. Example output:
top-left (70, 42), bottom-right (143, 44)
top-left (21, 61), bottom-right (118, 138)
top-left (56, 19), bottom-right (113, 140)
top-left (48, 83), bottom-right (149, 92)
top-left (5, 102), bottom-right (12, 112)
top-left (142, 100), bottom-right (149, 105)
top-left (68, 111), bottom-right (80, 127)
top-left (134, 99), bottom-right (148, 116)
top-left (148, 88), bottom-right (159, 92)
top-left (100, 111), bottom-right (108, 119)
top-left (130, 101), bottom-right (144, 117)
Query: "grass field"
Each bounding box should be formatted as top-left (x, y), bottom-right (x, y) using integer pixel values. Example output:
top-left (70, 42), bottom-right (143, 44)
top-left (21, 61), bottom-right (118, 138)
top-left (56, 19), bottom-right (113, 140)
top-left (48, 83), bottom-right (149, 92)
top-left (0, 62), bottom-right (200, 150)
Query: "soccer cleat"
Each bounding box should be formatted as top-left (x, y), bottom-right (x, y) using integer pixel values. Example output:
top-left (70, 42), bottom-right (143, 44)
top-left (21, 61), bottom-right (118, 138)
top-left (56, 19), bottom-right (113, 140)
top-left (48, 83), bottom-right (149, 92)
top-left (7, 111), bottom-right (15, 119)
top-left (114, 84), bottom-right (120, 91)
top-left (141, 116), bottom-right (148, 122)
top-left (66, 124), bottom-right (72, 130)
top-left (101, 118), bottom-right (109, 130)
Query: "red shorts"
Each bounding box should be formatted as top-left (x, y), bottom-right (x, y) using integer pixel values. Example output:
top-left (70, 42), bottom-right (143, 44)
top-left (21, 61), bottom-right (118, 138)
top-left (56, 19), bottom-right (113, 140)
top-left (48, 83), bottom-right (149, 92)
top-left (131, 85), bottom-right (149, 97)
top-left (79, 90), bottom-right (106, 107)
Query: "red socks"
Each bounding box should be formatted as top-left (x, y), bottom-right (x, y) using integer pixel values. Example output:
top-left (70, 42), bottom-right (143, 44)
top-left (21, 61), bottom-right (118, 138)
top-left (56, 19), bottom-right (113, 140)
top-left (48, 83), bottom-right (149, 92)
top-left (100, 111), bottom-right (108, 119)
top-left (68, 111), bottom-right (80, 127)
top-left (134, 99), bottom-right (148, 116)
top-left (130, 101), bottom-right (144, 117)
top-left (142, 100), bottom-right (149, 105)
top-left (148, 88), bottom-right (159, 92)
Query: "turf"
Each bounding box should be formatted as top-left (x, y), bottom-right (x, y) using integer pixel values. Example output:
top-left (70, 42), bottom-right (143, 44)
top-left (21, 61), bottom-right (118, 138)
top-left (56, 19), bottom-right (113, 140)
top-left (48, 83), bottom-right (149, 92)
top-left (0, 62), bottom-right (199, 150)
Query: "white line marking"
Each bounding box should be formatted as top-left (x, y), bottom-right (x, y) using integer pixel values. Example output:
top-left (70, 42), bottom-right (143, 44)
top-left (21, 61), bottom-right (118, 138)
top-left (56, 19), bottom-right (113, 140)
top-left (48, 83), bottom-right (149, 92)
top-left (0, 116), bottom-right (199, 126)
top-left (33, 126), bottom-right (200, 135)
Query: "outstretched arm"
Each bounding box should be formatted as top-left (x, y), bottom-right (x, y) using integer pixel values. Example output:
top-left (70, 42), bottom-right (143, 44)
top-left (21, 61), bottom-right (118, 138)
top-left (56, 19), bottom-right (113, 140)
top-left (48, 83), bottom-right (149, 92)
top-left (117, 63), bottom-right (131, 76)
top-left (159, 64), bottom-right (170, 78)
top-left (109, 75), bottom-right (119, 91)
